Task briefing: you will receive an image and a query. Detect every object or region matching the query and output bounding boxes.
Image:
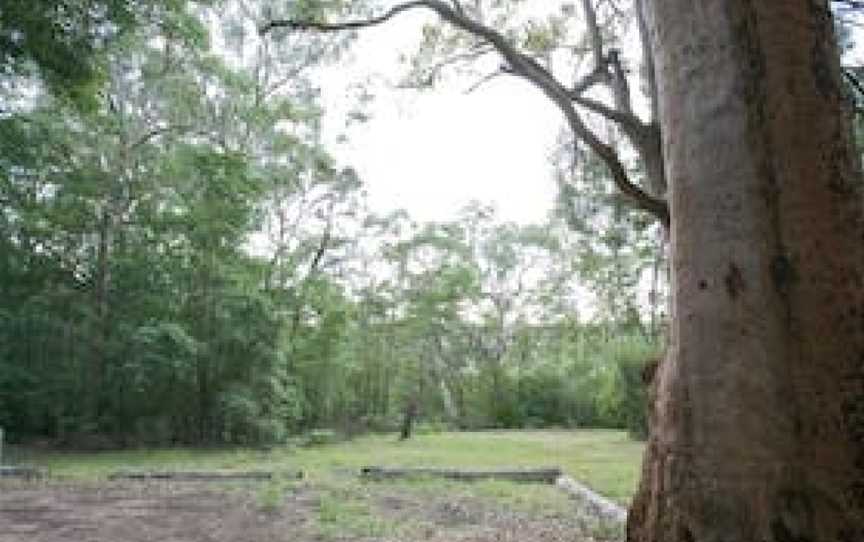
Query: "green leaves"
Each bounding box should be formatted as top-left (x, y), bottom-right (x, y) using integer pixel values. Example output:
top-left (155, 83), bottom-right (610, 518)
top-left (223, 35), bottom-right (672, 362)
top-left (0, 0), bottom-right (208, 110)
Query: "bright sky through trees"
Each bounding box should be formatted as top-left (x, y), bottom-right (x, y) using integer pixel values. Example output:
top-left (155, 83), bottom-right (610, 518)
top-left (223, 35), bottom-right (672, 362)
top-left (317, 11), bottom-right (564, 225)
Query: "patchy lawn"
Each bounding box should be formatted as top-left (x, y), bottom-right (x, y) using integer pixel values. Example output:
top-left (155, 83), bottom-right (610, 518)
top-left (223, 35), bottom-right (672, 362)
top-left (2, 430), bottom-right (643, 542)
top-left (27, 430), bottom-right (643, 503)
top-left (0, 477), bottom-right (624, 542)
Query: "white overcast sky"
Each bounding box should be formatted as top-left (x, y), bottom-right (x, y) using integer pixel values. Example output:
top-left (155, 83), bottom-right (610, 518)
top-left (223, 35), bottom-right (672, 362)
top-left (316, 10), bottom-right (565, 225)
top-left (313, 5), bottom-right (864, 228)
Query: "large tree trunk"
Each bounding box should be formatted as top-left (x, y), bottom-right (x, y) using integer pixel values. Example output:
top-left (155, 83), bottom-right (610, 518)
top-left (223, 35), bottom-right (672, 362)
top-left (628, 2), bottom-right (864, 541)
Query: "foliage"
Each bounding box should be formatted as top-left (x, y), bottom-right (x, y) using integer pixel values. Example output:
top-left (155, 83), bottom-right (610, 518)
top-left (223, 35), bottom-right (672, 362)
top-left (0, 0), bottom-right (206, 108)
top-left (0, 0), bottom-right (667, 448)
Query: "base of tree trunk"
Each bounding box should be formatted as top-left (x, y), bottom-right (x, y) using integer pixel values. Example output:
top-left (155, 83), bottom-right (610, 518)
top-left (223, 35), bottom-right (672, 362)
top-left (360, 466), bottom-right (562, 484)
top-left (107, 470), bottom-right (294, 481)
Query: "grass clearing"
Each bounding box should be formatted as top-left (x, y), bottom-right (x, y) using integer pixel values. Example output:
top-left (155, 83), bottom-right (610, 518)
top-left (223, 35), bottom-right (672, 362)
top-left (6, 431), bottom-right (641, 542)
top-left (25, 429), bottom-right (644, 504)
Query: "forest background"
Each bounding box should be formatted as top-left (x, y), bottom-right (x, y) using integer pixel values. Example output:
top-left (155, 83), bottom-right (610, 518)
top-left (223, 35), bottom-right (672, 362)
top-left (1, 0), bottom-right (858, 449)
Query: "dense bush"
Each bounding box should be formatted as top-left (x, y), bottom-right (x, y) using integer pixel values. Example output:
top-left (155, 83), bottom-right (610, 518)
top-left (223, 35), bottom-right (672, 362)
top-left (593, 335), bottom-right (658, 439)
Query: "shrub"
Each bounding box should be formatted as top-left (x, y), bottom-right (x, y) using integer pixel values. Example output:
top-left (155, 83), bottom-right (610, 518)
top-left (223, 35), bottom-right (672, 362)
top-left (593, 335), bottom-right (659, 439)
top-left (303, 429), bottom-right (339, 447)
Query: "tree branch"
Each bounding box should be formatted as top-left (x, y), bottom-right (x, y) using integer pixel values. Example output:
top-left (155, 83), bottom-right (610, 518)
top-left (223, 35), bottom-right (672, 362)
top-left (581, 0), bottom-right (605, 68)
top-left (260, 2), bottom-right (430, 34)
top-left (571, 60), bottom-right (610, 95)
top-left (464, 69), bottom-right (506, 94)
top-left (261, 0), bottom-right (668, 225)
top-left (843, 68), bottom-right (864, 115)
top-left (570, 94), bottom-right (642, 133)
top-left (399, 45), bottom-right (495, 89)
top-left (634, 0), bottom-right (659, 122)
top-left (128, 124), bottom-right (188, 151)
top-left (844, 68), bottom-right (864, 98)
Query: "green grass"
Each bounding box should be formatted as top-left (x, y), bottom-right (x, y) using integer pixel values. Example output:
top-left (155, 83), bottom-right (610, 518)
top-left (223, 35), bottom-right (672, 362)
top-left (316, 485), bottom-right (400, 538)
top-left (25, 430), bottom-right (644, 504)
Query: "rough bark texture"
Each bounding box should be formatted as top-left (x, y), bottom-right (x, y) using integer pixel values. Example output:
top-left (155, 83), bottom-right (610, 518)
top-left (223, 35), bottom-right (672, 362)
top-left (628, 1), bottom-right (864, 541)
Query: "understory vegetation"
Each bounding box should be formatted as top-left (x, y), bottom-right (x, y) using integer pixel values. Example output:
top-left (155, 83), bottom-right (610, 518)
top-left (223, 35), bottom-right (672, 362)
top-left (0, 4), bottom-right (664, 448)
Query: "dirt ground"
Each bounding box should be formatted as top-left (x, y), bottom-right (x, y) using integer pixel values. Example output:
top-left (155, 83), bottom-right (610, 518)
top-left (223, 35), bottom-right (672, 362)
top-left (0, 479), bottom-right (621, 542)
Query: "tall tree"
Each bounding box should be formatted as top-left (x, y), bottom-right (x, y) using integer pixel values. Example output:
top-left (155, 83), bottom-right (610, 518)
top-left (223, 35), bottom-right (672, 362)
top-left (260, 0), bottom-right (670, 226)
top-left (627, 1), bottom-right (864, 541)
top-left (259, 0), bottom-right (864, 539)
top-left (0, 0), bottom-right (204, 107)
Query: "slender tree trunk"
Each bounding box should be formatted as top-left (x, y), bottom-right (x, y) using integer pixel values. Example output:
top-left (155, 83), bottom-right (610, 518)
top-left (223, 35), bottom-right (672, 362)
top-left (89, 209), bottom-right (112, 430)
top-left (400, 398), bottom-right (418, 441)
top-left (629, 2), bottom-right (864, 541)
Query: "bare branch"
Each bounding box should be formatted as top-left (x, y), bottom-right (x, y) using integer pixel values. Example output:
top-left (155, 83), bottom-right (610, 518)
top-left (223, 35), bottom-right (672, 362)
top-left (579, 0), bottom-right (633, 114)
top-left (261, 0), bottom-right (668, 224)
top-left (843, 68), bottom-right (864, 115)
top-left (401, 45), bottom-right (495, 89)
top-left (634, 0), bottom-right (658, 122)
top-left (572, 61), bottom-right (610, 95)
top-left (128, 125), bottom-right (187, 151)
top-left (570, 94), bottom-right (644, 134)
top-left (608, 49), bottom-right (633, 113)
top-left (464, 69), bottom-right (505, 94)
top-left (260, 2), bottom-right (428, 34)
top-left (581, 0), bottom-right (605, 68)
top-left (844, 68), bottom-right (864, 96)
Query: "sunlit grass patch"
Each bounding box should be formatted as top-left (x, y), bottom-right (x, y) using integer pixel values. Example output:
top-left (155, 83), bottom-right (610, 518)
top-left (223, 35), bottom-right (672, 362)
top-left (27, 429), bottom-right (644, 503)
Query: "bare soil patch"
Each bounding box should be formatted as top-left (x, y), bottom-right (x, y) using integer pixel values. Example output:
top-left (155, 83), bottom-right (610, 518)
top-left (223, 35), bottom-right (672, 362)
top-left (0, 481), bottom-right (301, 542)
top-left (0, 479), bottom-right (621, 542)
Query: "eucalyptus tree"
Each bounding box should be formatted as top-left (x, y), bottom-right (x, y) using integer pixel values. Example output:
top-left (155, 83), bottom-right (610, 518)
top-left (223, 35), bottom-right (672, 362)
top-left (259, 1), bottom-right (864, 539)
top-left (0, 0), bottom-right (354, 445)
top-left (626, 3), bottom-right (864, 540)
top-left (260, 1), bottom-right (669, 226)
top-left (0, 0), bottom-right (206, 108)
top-left (381, 218), bottom-right (480, 425)
top-left (552, 139), bottom-right (663, 336)
top-left (0, 23), bottom-right (218, 438)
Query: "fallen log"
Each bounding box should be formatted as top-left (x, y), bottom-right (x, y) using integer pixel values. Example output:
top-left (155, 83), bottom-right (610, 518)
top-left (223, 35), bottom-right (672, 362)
top-left (555, 475), bottom-right (626, 523)
top-left (107, 469), bottom-right (296, 482)
top-left (0, 466), bottom-right (45, 479)
top-left (360, 466), bottom-right (562, 484)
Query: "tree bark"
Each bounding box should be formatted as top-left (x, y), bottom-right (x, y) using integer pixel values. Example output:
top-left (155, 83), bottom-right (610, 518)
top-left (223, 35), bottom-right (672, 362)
top-left (89, 208), bottom-right (112, 429)
top-left (629, 2), bottom-right (864, 541)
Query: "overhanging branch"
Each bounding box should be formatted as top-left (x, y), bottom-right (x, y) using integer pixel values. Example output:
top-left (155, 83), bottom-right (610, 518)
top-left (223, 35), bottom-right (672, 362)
top-left (261, 2), bottom-right (426, 34)
top-left (261, 0), bottom-right (669, 225)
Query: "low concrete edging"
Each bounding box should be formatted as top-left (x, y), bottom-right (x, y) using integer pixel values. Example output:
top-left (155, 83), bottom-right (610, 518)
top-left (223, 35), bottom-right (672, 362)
top-left (555, 475), bottom-right (627, 524)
